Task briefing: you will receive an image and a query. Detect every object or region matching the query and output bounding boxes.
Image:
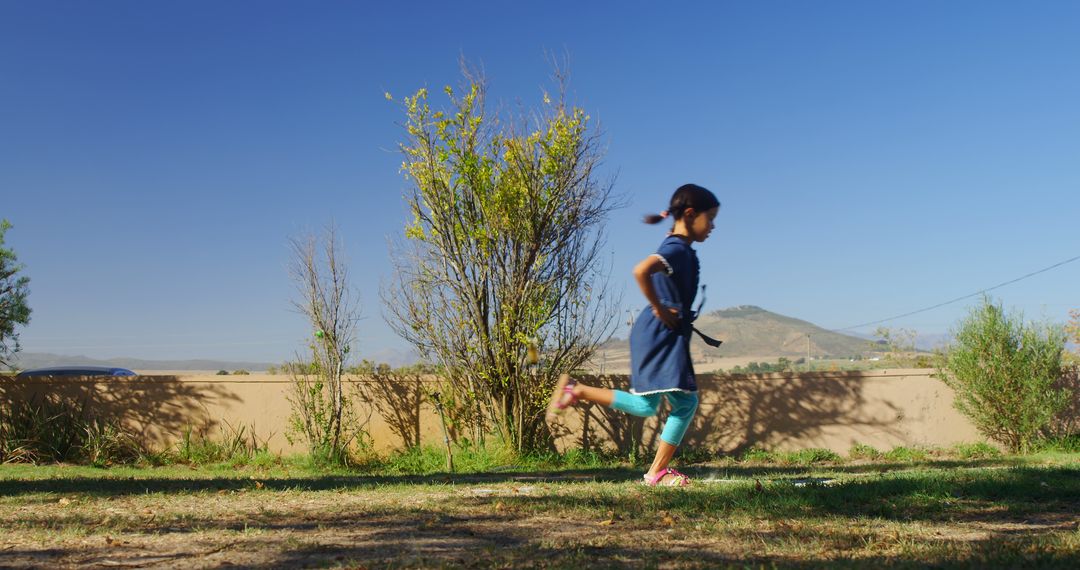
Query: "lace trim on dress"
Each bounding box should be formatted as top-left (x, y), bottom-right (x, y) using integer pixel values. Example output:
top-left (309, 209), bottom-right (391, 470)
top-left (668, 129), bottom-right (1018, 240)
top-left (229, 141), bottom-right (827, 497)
top-left (628, 387), bottom-right (696, 395)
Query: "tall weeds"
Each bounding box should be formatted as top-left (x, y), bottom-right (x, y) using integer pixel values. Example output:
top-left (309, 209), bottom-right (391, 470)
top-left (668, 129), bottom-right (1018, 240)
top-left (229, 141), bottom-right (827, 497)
top-left (0, 396), bottom-right (273, 467)
top-left (1, 396), bottom-right (86, 463)
top-left (173, 421), bottom-right (274, 466)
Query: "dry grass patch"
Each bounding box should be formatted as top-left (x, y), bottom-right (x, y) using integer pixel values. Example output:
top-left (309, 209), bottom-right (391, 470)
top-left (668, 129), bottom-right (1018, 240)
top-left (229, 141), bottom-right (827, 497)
top-left (1, 458), bottom-right (1078, 568)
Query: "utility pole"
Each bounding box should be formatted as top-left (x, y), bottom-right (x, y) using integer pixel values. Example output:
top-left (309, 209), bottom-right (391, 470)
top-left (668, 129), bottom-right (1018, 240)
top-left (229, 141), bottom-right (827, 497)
top-left (806, 333), bottom-right (811, 372)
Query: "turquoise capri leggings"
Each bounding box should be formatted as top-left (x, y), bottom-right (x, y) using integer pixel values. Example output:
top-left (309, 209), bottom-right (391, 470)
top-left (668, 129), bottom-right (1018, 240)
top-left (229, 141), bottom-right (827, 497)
top-left (610, 390), bottom-right (699, 446)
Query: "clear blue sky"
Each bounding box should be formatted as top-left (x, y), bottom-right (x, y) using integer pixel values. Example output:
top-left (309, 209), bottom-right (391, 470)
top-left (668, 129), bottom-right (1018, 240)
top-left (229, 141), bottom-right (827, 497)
top-left (3, 1), bottom-right (1078, 363)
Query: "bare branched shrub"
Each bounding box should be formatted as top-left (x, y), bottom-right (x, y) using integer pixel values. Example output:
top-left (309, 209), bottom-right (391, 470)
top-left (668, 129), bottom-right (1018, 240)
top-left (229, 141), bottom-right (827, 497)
top-left (286, 224), bottom-right (365, 464)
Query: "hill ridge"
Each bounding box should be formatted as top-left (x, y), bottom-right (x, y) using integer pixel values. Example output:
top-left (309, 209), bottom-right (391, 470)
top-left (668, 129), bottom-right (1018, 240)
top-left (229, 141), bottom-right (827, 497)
top-left (589, 305), bottom-right (877, 373)
top-left (10, 352), bottom-right (275, 372)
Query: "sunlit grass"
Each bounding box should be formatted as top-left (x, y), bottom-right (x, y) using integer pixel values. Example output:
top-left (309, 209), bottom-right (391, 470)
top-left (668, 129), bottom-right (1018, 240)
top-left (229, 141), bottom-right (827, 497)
top-left (2, 447), bottom-right (1077, 568)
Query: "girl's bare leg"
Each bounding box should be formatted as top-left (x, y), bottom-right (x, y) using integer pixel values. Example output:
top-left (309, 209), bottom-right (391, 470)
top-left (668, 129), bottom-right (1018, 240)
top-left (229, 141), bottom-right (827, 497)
top-left (646, 440), bottom-right (678, 481)
top-left (546, 375), bottom-right (614, 419)
top-left (570, 383), bottom-right (614, 406)
top-left (550, 376), bottom-right (683, 484)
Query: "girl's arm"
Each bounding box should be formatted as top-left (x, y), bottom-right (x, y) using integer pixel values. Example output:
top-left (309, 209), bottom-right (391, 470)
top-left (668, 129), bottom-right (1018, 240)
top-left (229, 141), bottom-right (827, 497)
top-left (633, 255), bottom-right (680, 330)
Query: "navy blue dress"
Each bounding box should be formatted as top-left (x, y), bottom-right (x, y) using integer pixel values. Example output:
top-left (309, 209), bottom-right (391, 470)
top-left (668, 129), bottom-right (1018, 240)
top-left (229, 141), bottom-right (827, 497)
top-left (628, 235), bottom-right (700, 394)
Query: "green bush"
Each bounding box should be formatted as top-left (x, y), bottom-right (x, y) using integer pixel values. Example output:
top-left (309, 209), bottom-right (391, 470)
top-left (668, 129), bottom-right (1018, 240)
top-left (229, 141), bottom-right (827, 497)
top-left (883, 446), bottom-right (930, 462)
top-left (729, 359), bottom-right (794, 374)
top-left (937, 297), bottom-right (1068, 453)
top-left (736, 446), bottom-right (842, 465)
top-left (951, 442), bottom-right (1002, 460)
top-left (739, 447), bottom-right (777, 463)
top-left (675, 446), bottom-right (717, 464)
top-left (775, 448), bottom-right (842, 465)
top-left (556, 447), bottom-right (625, 469)
top-left (371, 441), bottom-right (513, 475)
top-left (361, 440), bottom-right (634, 476)
top-left (376, 445), bottom-right (450, 474)
top-left (1033, 434), bottom-right (1080, 454)
top-left (849, 443), bottom-right (882, 460)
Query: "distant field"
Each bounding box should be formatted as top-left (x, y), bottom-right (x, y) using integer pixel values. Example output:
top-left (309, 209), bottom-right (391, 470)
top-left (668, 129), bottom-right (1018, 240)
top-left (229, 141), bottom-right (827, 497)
top-left (585, 354), bottom-right (910, 375)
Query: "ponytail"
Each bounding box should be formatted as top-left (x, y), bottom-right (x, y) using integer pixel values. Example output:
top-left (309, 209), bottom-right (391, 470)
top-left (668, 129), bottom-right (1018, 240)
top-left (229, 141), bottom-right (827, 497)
top-left (643, 184), bottom-right (720, 225)
top-left (643, 210), bottom-right (670, 224)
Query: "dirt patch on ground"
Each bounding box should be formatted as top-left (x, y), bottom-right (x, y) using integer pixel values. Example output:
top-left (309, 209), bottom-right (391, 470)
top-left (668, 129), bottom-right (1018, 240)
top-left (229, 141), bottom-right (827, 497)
top-left (0, 491), bottom-right (688, 569)
top-left (2, 478), bottom-right (1078, 569)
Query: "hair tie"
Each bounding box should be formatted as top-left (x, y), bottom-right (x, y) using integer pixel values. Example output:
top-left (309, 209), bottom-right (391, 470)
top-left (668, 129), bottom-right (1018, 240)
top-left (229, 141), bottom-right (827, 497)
top-left (660, 210), bottom-right (669, 219)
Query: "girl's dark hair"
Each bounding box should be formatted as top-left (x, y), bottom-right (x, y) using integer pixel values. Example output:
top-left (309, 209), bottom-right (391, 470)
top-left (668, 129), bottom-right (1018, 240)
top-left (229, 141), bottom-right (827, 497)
top-left (644, 183), bottom-right (720, 224)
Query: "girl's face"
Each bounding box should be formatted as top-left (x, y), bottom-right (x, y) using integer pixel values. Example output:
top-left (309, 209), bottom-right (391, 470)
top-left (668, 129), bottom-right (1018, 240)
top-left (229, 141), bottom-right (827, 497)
top-left (686, 206), bottom-right (719, 243)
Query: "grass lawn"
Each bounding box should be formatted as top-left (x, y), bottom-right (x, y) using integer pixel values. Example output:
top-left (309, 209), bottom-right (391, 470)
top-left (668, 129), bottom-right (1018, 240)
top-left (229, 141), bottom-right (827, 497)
top-left (1, 452), bottom-right (1078, 568)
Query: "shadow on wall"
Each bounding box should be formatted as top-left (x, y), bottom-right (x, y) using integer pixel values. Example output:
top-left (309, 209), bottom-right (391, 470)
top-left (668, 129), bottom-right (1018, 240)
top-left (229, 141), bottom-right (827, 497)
top-left (1051, 365), bottom-right (1080, 437)
top-left (569, 375), bottom-right (654, 455)
top-left (3, 370), bottom-right (977, 457)
top-left (0, 375), bottom-right (243, 448)
top-left (568, 373), bottom-right (906, 456)
top-left (695, 372), bottom-right (906, 455)
top-left (354, 373), bottom-right (425, 450)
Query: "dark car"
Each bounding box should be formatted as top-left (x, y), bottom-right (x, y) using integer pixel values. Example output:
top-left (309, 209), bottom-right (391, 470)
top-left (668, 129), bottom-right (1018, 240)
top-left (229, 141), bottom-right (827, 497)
top-left (15, 366), bottom-right (137, 378)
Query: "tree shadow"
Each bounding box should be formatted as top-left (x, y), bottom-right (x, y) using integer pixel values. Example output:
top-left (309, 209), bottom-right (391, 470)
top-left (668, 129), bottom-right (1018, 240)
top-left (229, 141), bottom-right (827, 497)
top-left (1051, 365), bottom-right (1080, 436)
top-left (573, 374), bottom-right (657, 457)
top-left (0, 467), bottom-right (641, 497)
top-left (0, 375), bottom-right (243, 453)
top-left (567, 372), bottom-right (906, 457)
top-left (353, 372), bottom-right (424, 449)
top-left (0, 458), bottom-right (1045, 498)
top-left (2, 465), bottom-right (1077, 568)
top-left (695, 372), bottom-right (906, 456)
top-left (5, 527), bottom-right (1077, 570)
top-left (486, 464), bottom-right (1080, 526)
top-left (36, 475), bottom-right (1080, 568)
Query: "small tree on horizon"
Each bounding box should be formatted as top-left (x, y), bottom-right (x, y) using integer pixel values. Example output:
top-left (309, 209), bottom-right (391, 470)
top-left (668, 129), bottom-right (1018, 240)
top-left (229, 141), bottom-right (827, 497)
top-left (873, 326), bottom-right (919, 365)
top-left (0, 219), bottom-right (31, 369)
top-left (383, 64), bottom-right (621, 452)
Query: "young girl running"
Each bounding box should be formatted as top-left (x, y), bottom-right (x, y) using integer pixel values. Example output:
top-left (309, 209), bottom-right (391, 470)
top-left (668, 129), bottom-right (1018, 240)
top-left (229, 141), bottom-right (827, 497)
top-left (547, 183), bottom-right (720, 487)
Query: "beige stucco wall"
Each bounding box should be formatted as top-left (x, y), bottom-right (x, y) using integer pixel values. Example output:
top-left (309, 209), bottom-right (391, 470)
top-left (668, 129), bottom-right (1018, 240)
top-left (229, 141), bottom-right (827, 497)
top-left (0, 369), bottom-right (985, 455)
top-left (553, 369), bottom-right (983, 455)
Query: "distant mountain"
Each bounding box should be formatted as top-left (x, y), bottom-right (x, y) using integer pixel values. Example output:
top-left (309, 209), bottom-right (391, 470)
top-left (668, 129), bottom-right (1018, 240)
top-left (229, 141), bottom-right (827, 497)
top-left (10, 349), bottom-right (425, 373)
top-left (588, 305), bottom-right (882, 372)
top-left (9, 308), bottom-right (928, 374)
top-left (9, 353), bottom-right (274, 373)
top-left (694, 305), bottom-right (878, 358)
top-left (361, 346), bottom-right (421, 369)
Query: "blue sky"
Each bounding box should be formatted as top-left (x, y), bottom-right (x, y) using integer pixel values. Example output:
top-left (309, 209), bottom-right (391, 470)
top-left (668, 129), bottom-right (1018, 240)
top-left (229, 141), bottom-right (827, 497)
top-left (3, 1), bottom-right (1078, 363)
